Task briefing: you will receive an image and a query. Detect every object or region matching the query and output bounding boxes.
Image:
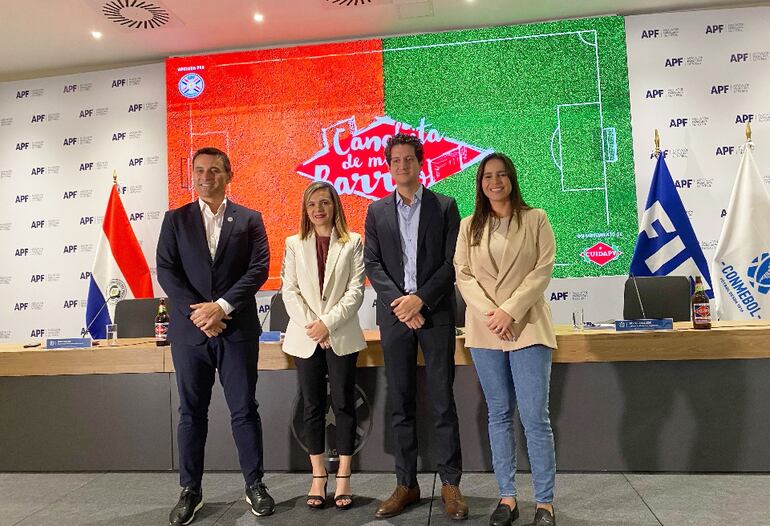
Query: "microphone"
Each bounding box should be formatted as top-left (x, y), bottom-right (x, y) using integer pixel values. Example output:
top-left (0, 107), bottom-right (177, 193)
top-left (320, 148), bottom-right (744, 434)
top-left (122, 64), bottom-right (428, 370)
top-left (629, 272), bottom-right (647, 319)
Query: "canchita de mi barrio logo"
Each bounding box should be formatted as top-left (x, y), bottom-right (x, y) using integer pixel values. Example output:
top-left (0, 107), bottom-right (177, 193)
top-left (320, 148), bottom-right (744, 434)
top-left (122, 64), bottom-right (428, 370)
top-left (297, 116), bottom-right (491, 200)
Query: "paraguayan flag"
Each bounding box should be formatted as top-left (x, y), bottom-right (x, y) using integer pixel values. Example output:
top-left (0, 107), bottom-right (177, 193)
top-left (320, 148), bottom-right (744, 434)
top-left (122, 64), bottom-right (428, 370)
top-left (85, 182), bottom-right (154, 339)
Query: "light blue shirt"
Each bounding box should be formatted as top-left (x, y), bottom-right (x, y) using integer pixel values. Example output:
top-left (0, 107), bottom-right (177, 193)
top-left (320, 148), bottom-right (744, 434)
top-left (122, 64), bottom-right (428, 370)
top-left (396, 185), bottom-right (423, 294)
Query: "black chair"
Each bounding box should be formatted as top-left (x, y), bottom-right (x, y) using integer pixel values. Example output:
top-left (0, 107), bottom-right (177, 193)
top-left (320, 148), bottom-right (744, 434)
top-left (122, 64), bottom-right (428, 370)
top-left (623, 276), bottom-right (691, 321)
top-left (114, 298), bottom-right (170, 338)
top-left (269, 292), bottom-right (289, 332)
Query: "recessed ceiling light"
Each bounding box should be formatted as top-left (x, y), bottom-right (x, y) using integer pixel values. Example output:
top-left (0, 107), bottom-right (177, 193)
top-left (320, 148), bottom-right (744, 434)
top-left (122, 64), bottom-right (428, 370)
top-left (253, 12), bottom-right (264, 23)
top-left (91, 30), bottom-right (103, 39)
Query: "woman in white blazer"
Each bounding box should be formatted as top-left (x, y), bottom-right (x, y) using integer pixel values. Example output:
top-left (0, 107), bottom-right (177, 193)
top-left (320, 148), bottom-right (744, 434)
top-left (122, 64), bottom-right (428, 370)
top-left (281, 181), bottom-right (366, 510)
top-left (454, 153), bottom-right (558, 526)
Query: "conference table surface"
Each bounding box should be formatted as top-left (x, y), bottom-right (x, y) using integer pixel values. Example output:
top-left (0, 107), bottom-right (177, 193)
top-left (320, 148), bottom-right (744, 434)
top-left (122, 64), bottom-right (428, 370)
top-left (1, 320), bottom-right (769, 377)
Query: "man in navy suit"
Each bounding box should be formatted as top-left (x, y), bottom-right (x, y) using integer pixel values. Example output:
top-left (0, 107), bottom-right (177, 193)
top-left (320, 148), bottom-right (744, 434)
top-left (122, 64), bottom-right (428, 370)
top-left (157, 147), bottom-right (274, 525)
top-left (364, 134), bottom-right (468, 520)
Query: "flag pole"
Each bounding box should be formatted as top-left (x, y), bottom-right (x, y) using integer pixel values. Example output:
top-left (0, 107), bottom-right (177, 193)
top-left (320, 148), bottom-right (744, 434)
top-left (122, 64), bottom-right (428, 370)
top-left (654, 128), bottom-right (660, 157)
top-left (112, 169), bottom-right (118, 186)
top-left (745, 122), bottom-right (752, 143)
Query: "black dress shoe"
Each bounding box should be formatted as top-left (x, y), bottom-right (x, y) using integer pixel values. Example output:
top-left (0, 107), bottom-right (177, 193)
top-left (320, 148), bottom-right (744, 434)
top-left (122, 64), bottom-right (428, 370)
top-left (169, 487), bottom-right (203, 526)
top-left (489, 500), bottom-right (519, 526)
top-left (245, 481), bottom-right (275, 517)
top-left (534, 507), bottom-right (556, 526)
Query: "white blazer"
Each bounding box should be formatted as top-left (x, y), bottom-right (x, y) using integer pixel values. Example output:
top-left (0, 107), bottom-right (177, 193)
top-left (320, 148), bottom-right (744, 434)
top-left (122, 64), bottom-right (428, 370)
top-left (280, 231), bottom-right (366, 358)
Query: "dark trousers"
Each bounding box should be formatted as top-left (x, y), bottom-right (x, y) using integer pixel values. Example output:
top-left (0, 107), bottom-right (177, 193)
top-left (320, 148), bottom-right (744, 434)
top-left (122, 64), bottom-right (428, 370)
top-left (171, 337), bottom-right (264, 488)
top-left (294, 345), bottom-right (359, 456)
top-left (380, 322), bottom-right (462, 487)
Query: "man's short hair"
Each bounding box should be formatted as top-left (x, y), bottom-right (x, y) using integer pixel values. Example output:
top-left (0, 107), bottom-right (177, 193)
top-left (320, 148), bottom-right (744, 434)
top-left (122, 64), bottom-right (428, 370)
top-left (192, 147), bottom-right (232, 175)
top-left (385, 134), bottom-right (424, 165)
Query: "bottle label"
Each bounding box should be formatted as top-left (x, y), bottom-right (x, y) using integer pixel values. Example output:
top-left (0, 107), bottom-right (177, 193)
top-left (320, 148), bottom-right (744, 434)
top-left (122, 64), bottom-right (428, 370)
top-left (155, 322), bottom-right (169, 341)
top-left (693, 303), bottom-right (711, 322)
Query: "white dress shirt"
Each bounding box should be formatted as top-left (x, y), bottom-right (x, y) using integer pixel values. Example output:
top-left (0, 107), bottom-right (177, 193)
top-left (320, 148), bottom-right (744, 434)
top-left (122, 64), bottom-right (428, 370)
top-left (198, 198), bottom-right (234, 315)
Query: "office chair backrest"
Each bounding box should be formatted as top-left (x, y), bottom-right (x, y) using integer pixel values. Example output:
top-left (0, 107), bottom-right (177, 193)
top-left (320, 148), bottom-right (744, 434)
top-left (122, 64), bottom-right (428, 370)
top-left (114, 298), bottom-right (171, 338)
top-left (623, 276), bottom-right (691, 322)
top-left (269, 292), bottom-right (289, 332)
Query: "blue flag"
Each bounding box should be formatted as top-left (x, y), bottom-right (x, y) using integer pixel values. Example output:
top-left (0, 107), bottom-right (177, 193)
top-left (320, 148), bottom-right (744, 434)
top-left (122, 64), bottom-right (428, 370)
top-left (630, 154), bottom-right (713, 297)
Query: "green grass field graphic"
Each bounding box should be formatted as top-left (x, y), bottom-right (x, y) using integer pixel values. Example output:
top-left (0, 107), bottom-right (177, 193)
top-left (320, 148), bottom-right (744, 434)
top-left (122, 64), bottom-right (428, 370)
top-left (382, 16), bottom-right (637, 277)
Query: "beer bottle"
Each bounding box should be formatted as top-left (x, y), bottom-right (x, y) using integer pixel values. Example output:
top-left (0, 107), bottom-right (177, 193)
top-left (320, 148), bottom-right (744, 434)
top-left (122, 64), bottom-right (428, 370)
top-left (155, 298), bottom-right (170, 346)
top-left (691, 276), bottom-right (711, 329)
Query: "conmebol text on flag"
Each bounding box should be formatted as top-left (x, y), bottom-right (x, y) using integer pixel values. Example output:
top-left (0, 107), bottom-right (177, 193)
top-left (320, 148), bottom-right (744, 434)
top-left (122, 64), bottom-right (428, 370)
top-left (713, 143), bottom-right (770, 320)
top-left (85, 182), bottom-right (154, 338)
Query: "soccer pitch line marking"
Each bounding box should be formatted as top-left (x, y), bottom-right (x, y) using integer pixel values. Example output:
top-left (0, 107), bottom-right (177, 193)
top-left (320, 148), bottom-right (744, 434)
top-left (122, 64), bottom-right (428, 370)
top-left (547, 31), bottom-right (613, 226)
top-left (215, 30), bottom-right (607, 66)
top-left (183, 104), bottom-right (231, 199)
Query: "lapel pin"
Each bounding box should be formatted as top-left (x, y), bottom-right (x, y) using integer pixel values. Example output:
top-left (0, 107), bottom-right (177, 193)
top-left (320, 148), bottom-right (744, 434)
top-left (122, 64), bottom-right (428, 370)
top-left (227, 216), bottom-right (233, 222)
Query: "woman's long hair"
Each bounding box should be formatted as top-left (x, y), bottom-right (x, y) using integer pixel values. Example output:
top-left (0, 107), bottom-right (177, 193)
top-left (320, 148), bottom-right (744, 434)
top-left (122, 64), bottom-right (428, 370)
top-left (299, 181), bottom-right (350, 243)
top-left (469, 153), bottom-right (530, 246)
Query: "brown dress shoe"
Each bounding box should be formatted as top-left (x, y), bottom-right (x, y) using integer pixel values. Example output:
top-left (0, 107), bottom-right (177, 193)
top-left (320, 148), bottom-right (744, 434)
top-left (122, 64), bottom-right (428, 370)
top-left (441, 484), bottom-right (469, 520)
top-left (374, 484), bottom-right (420, 518)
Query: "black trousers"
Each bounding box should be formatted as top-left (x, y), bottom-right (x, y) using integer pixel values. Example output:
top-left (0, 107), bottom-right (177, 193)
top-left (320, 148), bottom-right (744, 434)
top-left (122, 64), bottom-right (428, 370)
top-left (171, 337), bottom-right (264, 488)
top-left (294, 345), bottom-right (359, 456)
top-left (380, 321), bottom-right (463, 487)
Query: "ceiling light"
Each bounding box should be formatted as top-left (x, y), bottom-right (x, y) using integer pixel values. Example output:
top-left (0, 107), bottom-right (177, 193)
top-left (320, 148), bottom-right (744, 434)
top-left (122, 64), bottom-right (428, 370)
top-left (253, 12), bottom-right (264, 23)
top-left (91, 30), bottom-right (103, 39)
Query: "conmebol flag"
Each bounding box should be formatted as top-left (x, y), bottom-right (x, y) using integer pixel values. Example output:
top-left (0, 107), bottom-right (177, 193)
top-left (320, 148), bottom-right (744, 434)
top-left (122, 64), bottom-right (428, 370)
top-left (713, 144), bottom-right (770, 320)
top-left (85, 184), bottom-right (154, 338)
top-left (629, 154), bottom-right (713, 297)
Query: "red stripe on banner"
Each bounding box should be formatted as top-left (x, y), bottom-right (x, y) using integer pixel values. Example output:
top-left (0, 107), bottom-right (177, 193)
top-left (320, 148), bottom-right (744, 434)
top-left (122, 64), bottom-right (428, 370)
top-left (102, 185), bottom-right (154, 298)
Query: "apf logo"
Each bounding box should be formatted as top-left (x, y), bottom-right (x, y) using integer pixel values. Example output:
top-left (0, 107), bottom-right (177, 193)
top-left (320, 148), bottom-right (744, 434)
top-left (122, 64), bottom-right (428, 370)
top-left (736, 114), bottom-right (754, 124)
top-left (711, 85), bottom-right (730, 95)
top-left (665, 57), bottom-right (683, 67)
top-left (31, 114), bottom-right (45, 123)
top-left (79, 109), bottom-right (93, 118)
top-left (296, 115), bottom-right (490, 200)
top-left (645, 89), bottom-right (664, 99)
top-left (716, 145), bottom-right (735, 156)
top-left (112, 78), bottom-right (126, 88)
top-left (747, 252), bottom-right (770, 295)
top-left (674, 179), bottom-right (693, 189)
top-left (581, 242), bottom-right (622, 267)
top-left (730, 53), bottom-right (749, 63)
top-left (641, 29), bottom-right (660, 39)
top-left (128, 103), bottom-right (142, 113)
top-left (178, 73), bottom-right (205, 99)
top-left (16, 90), bottom-right (30, 99)
top-left (669, 118), bottom-right (688, 128)
top-left (706, 24), bottom-right (725, 34)
top-left (550, 291), bottom-right (568, 301)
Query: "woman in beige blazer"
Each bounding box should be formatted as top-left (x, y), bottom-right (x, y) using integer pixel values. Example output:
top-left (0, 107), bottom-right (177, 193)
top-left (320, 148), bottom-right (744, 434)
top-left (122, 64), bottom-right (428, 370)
top-left (281, 181), bottom-right (366, 510)
top-left (454, 153), bottom-right (558, 526)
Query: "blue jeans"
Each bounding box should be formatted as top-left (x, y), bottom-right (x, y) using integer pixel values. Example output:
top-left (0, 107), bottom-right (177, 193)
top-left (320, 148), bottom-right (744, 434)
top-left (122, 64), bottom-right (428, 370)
top-left (470, 345), bottom-right (556, 503)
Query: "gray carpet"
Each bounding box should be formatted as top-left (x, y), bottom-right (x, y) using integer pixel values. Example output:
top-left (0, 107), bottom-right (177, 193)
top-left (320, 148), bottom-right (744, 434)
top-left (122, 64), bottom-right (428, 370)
top-left (1, 472), bottom-right (769, 525)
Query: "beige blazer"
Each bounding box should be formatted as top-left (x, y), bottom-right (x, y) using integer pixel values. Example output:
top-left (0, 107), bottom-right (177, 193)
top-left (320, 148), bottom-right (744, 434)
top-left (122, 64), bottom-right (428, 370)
top-left (281, 231), bottom-right (366, 358)
top-left (453, 208), bottom-right (557, 351)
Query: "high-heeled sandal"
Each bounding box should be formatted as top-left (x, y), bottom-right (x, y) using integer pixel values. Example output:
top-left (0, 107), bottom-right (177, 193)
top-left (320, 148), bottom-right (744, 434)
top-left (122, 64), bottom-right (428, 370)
top-left (334, 474), bottom-right (353, 510)
top-left (306, 473), bottom-right (328, 509)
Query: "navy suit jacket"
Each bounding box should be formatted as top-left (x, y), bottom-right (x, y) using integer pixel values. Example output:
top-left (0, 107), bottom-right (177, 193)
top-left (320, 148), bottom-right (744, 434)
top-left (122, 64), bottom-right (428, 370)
top-left (364, 187), bottom-right (460, 327)
top-left (156, 200), bottom-right (269, 345)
